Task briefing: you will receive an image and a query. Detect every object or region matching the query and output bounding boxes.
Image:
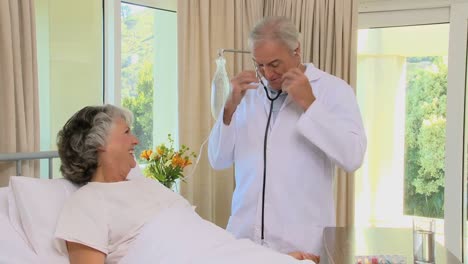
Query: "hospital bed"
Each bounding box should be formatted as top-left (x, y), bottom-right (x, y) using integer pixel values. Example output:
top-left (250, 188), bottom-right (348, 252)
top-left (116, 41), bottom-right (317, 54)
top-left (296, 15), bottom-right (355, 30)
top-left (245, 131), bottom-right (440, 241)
top-left (0, 152), bottom-right (316, 264)
top-left (0, 151), bottom-right (58, 178)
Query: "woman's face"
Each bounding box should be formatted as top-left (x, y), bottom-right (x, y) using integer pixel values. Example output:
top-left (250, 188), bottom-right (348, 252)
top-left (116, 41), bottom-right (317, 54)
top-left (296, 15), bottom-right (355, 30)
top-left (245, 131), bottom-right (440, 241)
top-left (102, 117), bottom-right (139, 181)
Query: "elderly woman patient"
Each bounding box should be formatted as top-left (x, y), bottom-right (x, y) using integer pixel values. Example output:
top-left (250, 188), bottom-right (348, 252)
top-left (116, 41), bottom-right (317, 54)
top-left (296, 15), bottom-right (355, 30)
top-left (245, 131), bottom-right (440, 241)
top-left (54, 104), bottom-right (317, 264)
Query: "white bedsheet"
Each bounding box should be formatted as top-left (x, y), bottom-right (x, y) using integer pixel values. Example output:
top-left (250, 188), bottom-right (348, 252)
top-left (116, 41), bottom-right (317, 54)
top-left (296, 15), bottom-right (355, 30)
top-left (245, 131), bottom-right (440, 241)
top-left (0, 183), bottom-right (316, 264)
top-left (121, 206), bottom-right (315, 264)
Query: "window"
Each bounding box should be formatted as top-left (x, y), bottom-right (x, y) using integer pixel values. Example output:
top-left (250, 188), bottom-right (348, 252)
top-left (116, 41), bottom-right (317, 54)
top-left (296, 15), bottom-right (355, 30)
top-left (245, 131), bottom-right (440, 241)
top-left (119, 2), bottom-right (178, 162)
top-left (36, 0), bottom-right (177, 177)
top-left (36, 0), bottom-right (103, 178)
top-left (355, 25), bottom-right (449, 242)
top-left (357, 2), bottom-right (468, 260)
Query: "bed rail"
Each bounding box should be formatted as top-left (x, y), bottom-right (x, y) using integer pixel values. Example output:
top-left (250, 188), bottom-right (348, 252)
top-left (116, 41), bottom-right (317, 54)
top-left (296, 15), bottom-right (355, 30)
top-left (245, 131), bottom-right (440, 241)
top-left (0, 151), bottom-right (59, 179)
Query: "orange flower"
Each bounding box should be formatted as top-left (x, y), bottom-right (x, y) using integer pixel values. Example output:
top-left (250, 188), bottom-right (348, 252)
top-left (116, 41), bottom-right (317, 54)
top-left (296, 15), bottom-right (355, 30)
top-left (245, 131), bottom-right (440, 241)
top-left (156, 147), bottom-right (164, 156)
top-left (171, 154), bottom-right (185, 168)
top-left (140, 150), bottom-right (153, 161)
top-left (183, 158), bottom-right (192, 168)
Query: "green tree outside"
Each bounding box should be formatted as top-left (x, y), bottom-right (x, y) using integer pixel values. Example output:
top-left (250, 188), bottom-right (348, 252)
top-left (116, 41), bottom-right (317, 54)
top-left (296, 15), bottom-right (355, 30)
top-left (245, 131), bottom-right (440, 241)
top-left (122, 61), bottom-right (154, 162)
top-left (121, 5), bottom-right (154, 98)
top-left (121, 4), bottom-right (155, 162)
top-left (404, 57), bottom-right (447, 218)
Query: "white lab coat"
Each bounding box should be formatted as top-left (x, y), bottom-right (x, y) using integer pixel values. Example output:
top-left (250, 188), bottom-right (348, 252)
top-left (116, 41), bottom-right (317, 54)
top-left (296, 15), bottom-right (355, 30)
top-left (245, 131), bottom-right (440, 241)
top-left (208, 63), bottom-right (366, 256)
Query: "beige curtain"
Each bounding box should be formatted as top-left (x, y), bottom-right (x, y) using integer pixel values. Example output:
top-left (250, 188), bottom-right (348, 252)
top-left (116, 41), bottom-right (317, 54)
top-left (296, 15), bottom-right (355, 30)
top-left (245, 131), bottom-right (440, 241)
top-left (178, 0), bottom-right (358, 228)
top-left (178, 0), bottom-right (263, 228)
top-left (0, 0), bottom-right (40, 186)
top-left (263, 0), bottom-right (358, 227)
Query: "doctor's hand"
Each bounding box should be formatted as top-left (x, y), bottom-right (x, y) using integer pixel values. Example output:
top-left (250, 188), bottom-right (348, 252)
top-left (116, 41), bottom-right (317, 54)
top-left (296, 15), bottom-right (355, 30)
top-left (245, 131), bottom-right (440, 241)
top-left (288, 251), bottom-right (320, 263)
top-left (281, 68), bottom-right (316, 111)
top-left (223, 70), bottom-right (258, 125)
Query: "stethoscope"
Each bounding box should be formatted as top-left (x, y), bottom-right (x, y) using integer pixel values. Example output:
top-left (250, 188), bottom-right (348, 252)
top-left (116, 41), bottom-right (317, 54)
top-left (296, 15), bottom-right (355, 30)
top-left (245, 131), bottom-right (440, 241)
top-left (255, 67), bottom-right (282, 243)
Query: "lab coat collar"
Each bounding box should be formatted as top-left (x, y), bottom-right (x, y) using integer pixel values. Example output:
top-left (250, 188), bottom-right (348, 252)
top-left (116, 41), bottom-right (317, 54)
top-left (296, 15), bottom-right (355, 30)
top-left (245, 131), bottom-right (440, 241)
top-left (303, 63), bottom-right (324, 81)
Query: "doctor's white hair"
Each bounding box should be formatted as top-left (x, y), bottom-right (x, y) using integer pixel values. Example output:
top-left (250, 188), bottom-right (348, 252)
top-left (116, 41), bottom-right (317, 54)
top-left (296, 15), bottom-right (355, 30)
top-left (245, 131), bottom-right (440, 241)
top-left (248, 16), bottom-right (300, 52)
top-left (57, 104), bottom-right (133, 185)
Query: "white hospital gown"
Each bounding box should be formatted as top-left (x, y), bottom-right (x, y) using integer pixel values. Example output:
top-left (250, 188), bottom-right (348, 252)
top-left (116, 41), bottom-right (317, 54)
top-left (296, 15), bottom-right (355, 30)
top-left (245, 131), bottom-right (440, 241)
top-left (55, 177), bottom-right (190, 264)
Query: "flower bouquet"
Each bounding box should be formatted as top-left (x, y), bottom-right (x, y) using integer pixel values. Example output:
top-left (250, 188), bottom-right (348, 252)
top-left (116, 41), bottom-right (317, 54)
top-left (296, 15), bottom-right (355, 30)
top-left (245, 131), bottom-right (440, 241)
top-left (140, 134), bottom-right (196, 189)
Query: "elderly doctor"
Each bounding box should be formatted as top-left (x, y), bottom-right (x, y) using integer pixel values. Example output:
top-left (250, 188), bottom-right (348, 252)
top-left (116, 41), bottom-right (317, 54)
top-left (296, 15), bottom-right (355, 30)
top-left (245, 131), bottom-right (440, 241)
top-left (208, 16), bottom-right (367, 262)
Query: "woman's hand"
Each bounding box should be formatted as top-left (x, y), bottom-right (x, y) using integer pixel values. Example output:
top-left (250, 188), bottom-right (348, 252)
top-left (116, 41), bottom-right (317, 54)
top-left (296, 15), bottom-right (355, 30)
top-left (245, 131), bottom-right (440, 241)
top-left (288, 251), bottom-right (320, 263)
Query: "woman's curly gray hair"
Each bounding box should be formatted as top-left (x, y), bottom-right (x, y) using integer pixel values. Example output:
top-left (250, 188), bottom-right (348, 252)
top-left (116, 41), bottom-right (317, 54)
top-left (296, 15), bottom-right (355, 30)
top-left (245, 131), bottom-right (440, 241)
top-left (57, 104), bottom-right (133, 185)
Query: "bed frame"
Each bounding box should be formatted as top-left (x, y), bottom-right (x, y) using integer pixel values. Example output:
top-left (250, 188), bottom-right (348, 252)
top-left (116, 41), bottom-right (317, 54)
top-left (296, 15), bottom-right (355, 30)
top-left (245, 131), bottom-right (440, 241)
top-left (0, 151), bottom-right (59, 179)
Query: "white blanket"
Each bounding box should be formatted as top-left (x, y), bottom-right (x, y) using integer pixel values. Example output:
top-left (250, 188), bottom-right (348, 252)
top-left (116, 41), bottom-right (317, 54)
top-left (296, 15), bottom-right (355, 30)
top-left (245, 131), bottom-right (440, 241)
top-left (121, 206), bottom-right (315, 264)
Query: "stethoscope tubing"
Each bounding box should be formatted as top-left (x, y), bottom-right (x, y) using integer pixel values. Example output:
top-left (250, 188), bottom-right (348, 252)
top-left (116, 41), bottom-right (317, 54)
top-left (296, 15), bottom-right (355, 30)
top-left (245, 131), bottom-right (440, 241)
top-left (260, 78), bottom-right (282, 242)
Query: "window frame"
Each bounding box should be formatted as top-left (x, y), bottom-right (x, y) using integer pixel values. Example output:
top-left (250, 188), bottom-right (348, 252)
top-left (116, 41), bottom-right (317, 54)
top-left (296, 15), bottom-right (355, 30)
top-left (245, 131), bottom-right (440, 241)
top-left (446, 2), bottom-right (468, 261)
top-left (358, 0), bottom-right (468, 260)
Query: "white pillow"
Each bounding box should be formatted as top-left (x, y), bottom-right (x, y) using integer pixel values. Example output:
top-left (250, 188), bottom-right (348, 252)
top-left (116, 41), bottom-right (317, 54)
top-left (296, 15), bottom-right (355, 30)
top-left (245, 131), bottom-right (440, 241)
top-left (8, 176), bottom-right (78, 262)
top-left (7, 165), bottom-right (142, 261)
top-left (0, 188), bottom-right (37, 264)
top-left (0, 188), bottom-right (7, 214)
top-left (7, 184), bottom-right (35, 250)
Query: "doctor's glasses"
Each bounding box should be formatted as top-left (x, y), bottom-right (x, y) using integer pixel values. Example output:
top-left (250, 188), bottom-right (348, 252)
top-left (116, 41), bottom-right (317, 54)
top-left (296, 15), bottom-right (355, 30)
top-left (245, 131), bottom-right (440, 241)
top-left (252, 58), bottom-right (282, 80)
